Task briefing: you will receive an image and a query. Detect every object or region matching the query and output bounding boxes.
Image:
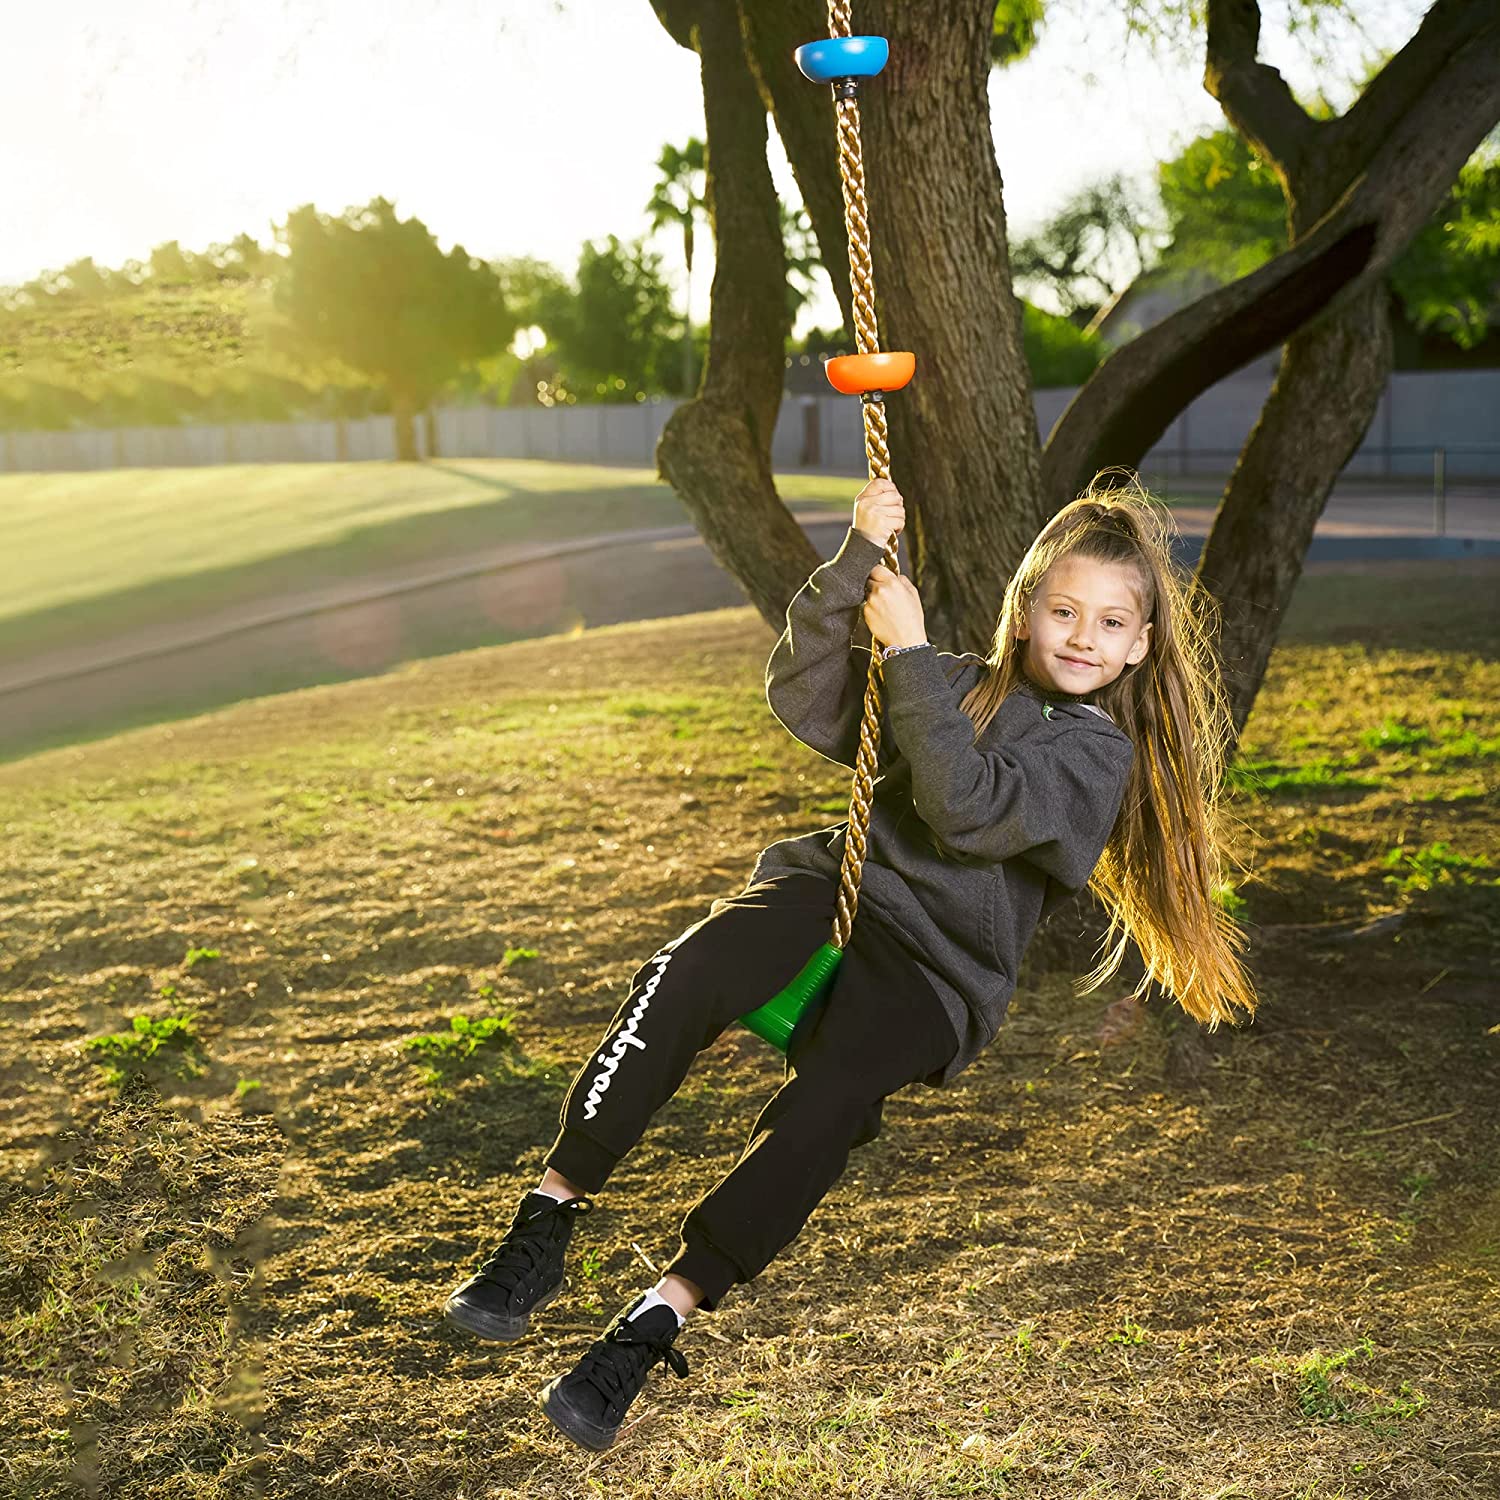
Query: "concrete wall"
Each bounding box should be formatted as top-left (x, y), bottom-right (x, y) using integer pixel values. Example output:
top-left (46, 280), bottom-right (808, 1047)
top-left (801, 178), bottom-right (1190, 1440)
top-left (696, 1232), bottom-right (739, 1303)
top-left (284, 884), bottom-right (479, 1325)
top-left (3, 368), bottom-right (1496, 478)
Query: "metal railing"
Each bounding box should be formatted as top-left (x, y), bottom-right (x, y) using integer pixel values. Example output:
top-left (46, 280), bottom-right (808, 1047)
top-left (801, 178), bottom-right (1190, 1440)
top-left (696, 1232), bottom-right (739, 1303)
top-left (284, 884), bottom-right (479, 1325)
top-left (1131, 446), bottom-right (1500, 538)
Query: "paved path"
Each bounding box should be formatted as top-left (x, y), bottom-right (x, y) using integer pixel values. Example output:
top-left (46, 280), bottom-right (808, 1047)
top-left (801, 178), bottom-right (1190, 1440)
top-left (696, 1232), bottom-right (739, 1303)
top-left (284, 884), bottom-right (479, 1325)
top-left (2, 504), bottom-right (1495, 762)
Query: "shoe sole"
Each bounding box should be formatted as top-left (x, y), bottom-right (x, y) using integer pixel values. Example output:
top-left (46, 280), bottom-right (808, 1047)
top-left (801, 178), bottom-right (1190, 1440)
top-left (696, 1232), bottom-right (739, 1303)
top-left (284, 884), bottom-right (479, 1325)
top-left (537, 1377), bottom-right (615, 1452)
top-left (444, 1278), bottom-right (562, 1343)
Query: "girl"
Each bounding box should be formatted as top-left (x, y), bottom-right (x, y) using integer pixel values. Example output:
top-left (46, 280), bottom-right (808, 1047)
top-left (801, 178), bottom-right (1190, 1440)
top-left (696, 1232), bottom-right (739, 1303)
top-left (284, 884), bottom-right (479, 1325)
top-left (443, 472), bottom-right (1259, 1452)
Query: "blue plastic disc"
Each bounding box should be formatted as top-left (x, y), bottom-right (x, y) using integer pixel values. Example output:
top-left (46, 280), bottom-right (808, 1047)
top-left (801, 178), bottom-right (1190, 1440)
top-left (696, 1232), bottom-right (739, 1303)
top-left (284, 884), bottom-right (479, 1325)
top-left (793, 36), bottom-right (889, 85)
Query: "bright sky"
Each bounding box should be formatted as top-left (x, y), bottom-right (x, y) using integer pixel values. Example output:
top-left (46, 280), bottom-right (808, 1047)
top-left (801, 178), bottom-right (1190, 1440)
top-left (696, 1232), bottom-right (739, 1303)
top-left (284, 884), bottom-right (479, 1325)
top-left (4, 0), bottom-right (1427, 332)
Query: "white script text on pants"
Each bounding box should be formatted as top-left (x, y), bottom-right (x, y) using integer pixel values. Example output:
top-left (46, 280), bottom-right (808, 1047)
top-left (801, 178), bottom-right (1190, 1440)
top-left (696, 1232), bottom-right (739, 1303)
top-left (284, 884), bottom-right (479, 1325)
top-left (581, 950), bottom-right (673, 1120)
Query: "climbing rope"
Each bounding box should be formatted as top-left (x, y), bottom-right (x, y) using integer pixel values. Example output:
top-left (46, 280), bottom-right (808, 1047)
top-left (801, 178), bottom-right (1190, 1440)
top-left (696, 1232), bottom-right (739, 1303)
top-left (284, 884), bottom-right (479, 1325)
top-left (737, 6), bottom-right (915, 1047)
top-left (825, 0), bottom-right (900, 954)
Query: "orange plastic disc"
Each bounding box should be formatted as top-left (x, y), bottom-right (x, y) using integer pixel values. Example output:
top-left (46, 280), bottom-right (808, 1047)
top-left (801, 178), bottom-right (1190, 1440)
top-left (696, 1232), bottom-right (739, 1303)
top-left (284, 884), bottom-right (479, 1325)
top-left (824, 351), bottom-right (915, 396)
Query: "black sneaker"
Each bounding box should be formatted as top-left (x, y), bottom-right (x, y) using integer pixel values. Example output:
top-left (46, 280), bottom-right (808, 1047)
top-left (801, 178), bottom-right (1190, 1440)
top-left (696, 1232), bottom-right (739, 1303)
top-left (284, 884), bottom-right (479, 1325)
top-left (444, 1191), bottom-right (592, 1343)
top-left (537, 1293), bottom-right (690, 1451)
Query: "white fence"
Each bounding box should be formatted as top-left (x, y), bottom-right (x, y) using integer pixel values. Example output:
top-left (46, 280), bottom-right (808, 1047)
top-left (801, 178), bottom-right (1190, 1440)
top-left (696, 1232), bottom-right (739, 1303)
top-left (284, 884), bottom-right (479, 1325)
top-left (3, 367), bottom-right (1497, 478)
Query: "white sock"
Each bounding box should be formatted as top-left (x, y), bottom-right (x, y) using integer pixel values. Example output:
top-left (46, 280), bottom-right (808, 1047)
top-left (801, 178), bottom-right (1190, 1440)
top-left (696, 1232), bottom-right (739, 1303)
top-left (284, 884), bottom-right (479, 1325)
top-left (632, 1285), bottom-right (686, 1327)
top-left (532, 1182), bottom-right (572, 1203)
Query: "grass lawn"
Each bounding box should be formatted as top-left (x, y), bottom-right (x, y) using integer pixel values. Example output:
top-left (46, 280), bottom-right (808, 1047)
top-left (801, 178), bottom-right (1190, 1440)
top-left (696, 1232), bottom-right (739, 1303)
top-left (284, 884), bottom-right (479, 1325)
top-left (0, 565), bottom-right (1495, 1497)
top-left (0, 460), bottom-right (1221, 670)
top-left (0, 460), bottom-right (861, 664)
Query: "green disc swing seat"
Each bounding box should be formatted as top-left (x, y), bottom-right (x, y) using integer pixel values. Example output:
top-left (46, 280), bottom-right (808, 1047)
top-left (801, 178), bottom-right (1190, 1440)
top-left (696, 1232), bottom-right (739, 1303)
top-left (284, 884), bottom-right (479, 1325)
top-left (739, 1), bottom-right (917, 1051)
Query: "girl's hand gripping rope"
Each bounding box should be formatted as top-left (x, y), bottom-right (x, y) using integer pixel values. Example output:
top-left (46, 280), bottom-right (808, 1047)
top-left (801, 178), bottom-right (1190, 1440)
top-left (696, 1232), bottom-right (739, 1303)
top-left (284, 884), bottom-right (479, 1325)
top-left (864, 567), bottom-right (928, 651)
top-left (852, 476), bottom-right (905, 548)
top-left (853, 480), bottom-right (926, 651)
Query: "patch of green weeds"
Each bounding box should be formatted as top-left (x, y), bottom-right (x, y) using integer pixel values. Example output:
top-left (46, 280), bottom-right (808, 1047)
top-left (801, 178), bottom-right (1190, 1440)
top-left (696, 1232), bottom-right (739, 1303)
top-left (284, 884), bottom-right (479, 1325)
top-left (1213, 880), bottom-right (1247, 918)
top-left (1227, 756), bottom-right (1385, 796)
top-left (1412, 784), bottom-right (1485, 803)
top-left (402, 1011), bottom-right (521, 1086)
top-left (1381, 840), bottom-right (1495, 896)
top-left (807, 797), bottom-right (851, 816)
top-left (1359, 718), bottom-right (1432, 752)
top-left (1105, 1316), bottom-right (1147, 1345)
top-left (85, 1011), bottom-right (205, 1089)
top-left (182, 946), bottom-right (220, 968)
top-left (1430, 728), bottom-right (1500, 763)
top-left (1013, 1322), bottom-right (1035, 1362)
top-left (1255, 1337), bottom-right (1428, 1429)
top-left (1400, 1167), bottom-right (1436, 1203)
top-left (576, 1243), bottom-right (605, 1314)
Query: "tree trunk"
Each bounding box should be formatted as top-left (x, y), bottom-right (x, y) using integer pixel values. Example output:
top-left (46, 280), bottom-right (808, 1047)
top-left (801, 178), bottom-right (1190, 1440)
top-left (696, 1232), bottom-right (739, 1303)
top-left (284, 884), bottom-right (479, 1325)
top-left (744, 0), bottom-right (1045, 652)
top-left (650, 0), bottom-right (1499, 698)
top-left (651, 1), bottom-right (815, 629)
top-left (1183, 0), bottom-right (1498, 745)
top-left (391, 392), bottom-right (418, 462)
top-left (861, 0), bottom-right (1045, 650)
top-left (1197, 296), bottom-right (1393, 739)
top-left (424, 406), bottom-right (439, 459)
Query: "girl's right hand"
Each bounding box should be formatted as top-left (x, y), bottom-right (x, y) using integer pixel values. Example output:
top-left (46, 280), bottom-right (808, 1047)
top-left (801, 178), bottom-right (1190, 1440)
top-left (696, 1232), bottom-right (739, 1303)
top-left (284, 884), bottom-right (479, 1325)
top-left (852, 477), bottom-right (906, 547)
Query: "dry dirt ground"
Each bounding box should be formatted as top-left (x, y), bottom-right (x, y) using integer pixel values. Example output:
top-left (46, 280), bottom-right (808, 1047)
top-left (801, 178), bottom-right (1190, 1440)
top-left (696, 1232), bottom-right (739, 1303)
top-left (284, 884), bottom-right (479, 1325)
top-left (0, 562), bottom-right (1496, 1499)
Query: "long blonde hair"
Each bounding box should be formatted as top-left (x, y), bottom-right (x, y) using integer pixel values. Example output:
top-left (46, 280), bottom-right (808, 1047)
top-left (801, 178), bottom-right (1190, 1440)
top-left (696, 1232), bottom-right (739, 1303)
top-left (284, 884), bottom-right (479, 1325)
top-left (945, 470), bottom-right (1258, 1029)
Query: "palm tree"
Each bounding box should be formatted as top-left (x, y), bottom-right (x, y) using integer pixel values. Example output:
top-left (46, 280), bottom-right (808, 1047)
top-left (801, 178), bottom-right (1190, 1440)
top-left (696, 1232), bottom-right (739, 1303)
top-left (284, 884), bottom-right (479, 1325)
top-left (644, 137), bottom-right (707, 397)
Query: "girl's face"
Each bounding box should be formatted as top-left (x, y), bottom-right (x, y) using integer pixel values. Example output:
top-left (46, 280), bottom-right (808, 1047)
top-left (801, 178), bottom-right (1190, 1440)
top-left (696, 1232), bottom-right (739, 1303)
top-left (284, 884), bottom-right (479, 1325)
top-left (1017, 555), bottom-right (1152, 695)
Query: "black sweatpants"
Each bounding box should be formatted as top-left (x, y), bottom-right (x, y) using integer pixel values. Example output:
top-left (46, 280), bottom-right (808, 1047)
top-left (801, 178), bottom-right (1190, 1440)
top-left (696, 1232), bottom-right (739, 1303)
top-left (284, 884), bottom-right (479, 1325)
top-left (543, 870), bottom-right (958, 1311)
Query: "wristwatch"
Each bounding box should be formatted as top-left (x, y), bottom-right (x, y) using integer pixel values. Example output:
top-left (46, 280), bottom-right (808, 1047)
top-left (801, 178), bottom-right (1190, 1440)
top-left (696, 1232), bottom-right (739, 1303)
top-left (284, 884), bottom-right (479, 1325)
top-left (879, 641), bottom-right (932, 662)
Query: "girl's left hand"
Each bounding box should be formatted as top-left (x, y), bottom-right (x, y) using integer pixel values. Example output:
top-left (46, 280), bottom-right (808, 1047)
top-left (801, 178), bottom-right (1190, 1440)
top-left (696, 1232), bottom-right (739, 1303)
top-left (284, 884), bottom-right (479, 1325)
top-left (863, 564), bottom-right (927, 649)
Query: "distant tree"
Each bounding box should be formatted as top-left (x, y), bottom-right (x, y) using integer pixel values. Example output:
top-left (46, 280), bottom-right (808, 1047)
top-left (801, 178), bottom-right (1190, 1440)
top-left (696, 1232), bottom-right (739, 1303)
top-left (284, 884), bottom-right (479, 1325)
top-left (148, 240), bottom-right (195, 285)
top-left (1158, 126), bottom-right (1500, 350)
top-left (494, 256), bottom-right (571, 328)
top-left (1010, 172), bottom-right (1168, 322)
top-left (206, 233), bottom-right (277, 283)
top-left (990, 0), bottom-right (1044, 64)
top-left (1157, 127), bottom-right (1287, 281)
top-left (1391, 151), bottom-right (1500, 349)
top-left (529, 234), bottom-right (683, 404)
top-left (272, 196), bottom-right (515, 459)
top-left (645, 138), bottom-right (708, 396)
top-left (56, 258), bottom-right (113, 299)
top-left (782, 199), bottom-right (824, 332)
top-left (1021, 302), bottom-right (1105, 385)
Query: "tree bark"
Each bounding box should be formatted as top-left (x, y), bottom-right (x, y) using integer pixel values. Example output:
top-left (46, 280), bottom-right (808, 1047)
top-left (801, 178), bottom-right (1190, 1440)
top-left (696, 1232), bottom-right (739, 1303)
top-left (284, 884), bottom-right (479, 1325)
top-left (650, 1), bottom-right (815, 628)
top-left (860, 0), bottom-right (1045, 650)
top-left (739, 1), bottom-right (855, 336)
top-left (1041, 5), bottom-right (1500, 515)
top-left (1188, 0), bottom-right (1497, 738)
top-left (1198, 288), bottom-right (1394, 733)
top-left (744, 0), bottom-right (1045, 651)
top-left (645, 0), bottom-right (1499, 717)
top-left (391, 392), bottom-right (417, 462)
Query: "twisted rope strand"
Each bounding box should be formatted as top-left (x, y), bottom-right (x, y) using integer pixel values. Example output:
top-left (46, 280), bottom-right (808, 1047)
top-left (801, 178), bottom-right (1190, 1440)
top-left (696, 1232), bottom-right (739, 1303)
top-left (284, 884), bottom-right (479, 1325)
top-left (822, 0), bottom-right (902, 951)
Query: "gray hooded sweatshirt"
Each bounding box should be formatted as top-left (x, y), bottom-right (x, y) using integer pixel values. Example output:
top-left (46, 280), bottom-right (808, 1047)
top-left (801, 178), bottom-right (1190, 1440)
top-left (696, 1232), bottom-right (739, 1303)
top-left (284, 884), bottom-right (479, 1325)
top-left (748, 524), bottom-right (1135, 1085)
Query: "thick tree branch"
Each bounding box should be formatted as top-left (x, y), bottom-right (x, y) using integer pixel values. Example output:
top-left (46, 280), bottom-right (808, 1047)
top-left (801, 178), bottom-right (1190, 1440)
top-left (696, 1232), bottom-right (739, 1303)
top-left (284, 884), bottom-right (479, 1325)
top-left (1198, 288), bottom-right (1394, 735)
top-left (1043, 13), bottom-right (1500, 512)
top-left (739, 0), bottom-right (856, 337)
top-left (649, 0), bottom-right (817, 632)
top-left (1324, 0), bottom-right (1496, 193)
top-left (1204, 0), bottom-right (1315, 177)
top-left (647, 0), bottom-right (697, 51)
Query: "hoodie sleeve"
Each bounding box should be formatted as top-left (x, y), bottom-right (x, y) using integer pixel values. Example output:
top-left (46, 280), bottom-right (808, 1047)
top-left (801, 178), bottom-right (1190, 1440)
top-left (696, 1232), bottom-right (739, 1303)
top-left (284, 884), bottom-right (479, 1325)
top-left (765, 525), bottom-right (904, 772)
top-left (879, 645), bottom-right (1134, 888)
